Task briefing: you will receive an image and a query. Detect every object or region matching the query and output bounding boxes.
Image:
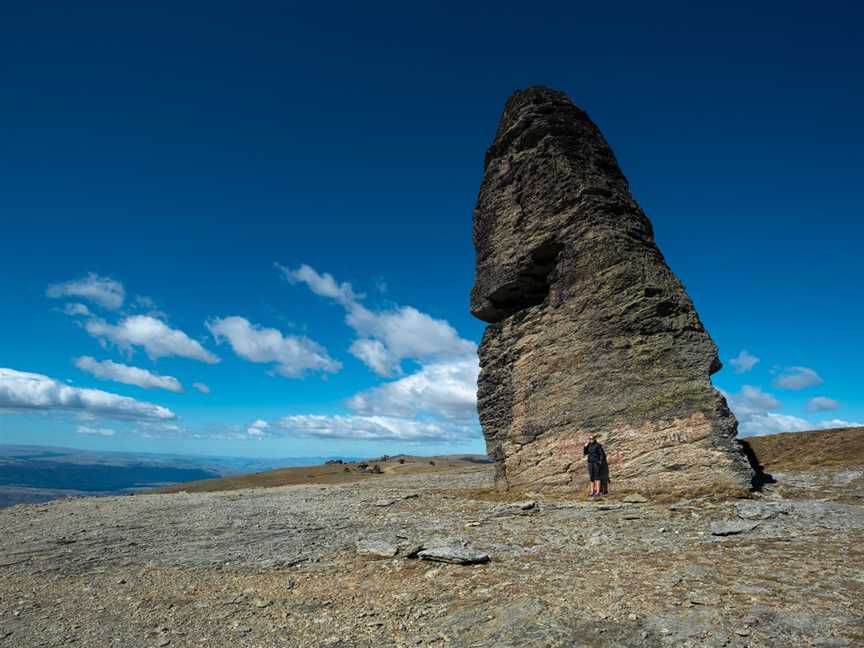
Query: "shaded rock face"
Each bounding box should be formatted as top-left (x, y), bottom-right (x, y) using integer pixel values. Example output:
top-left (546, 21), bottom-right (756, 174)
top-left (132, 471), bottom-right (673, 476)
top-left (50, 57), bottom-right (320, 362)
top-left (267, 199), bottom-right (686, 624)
top-left (471, 87), bottom-right (753, 494)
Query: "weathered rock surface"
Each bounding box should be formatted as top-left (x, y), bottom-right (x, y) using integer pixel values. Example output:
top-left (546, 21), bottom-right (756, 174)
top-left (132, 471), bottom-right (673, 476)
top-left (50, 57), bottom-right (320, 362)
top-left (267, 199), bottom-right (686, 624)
top-left (471, 86), bottom-right (753, 494)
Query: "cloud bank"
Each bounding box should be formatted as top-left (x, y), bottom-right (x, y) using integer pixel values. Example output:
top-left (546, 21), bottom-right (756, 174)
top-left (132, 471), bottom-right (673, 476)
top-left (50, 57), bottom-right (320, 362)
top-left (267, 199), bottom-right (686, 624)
top-left (807, 396), bottom-right (839, 412)
top-left (273, 414), bottom-right (475, 442)
top-left (85, 315), bottom-right (219, 364)
top-left (346, 356), bottom-right (479, 421)
top-left (75, 356), bottom-right (183, 393)
top-left (773, 366), bottom-right (823, 390)
top-left (281, 263), bottom-right (476, 377)
top-left (725, 384), bottom-right (858, 436)
top-left (207, 316), bottom-right (340, 378)
top-left (0, 367), bottom-right (176, 421)
top-left (728, 350), bottom-right (759, 374)
top-left (47, 273), bottom-right (125, 310)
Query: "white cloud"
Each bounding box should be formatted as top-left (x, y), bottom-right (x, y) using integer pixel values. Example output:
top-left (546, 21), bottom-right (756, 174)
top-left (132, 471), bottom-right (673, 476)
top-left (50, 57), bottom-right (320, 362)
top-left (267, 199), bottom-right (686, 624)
top-left (247, 419), bottom-right (269, 437)
top-left (192, 382), bottom-right (210, 394)
top-left (74, 356), bottom-right (183, 393)
top-left (347, 356), bottom-right (479, 420)
top-left (76, 425), bottom-right (116, 437)
top-left (273, 414), bottom-right (477, 443)
top-left (283, 263), bottom-right (476, 376)
top-left (773, 366), bottom-right (823, 390)
top-left (275, 264), bottom-right (482, 444)
top-left (47, 273), bottom-right (125, 310)
top-left (729, 350), bottom-right (759, 374)
top-left (807, 396), bottom-right (839, 412)
top-left (85, 315), bottom-right (219, 364)
top-left (738, 412), bottom-right (812, 436)
top-left (816, 419), bottom-right (864, 429)
top-left (347, 304), bottom-right (476, 376)
top-left (206, 316), bottom-right (340, 378)
top-left (278, 263), bottom-right (361, 307)
top-left (727, 386), bottom-right (860, 437)
top-left (63, 303), bottom-right (92, 317)
top-left (0, 367), bottom-right (176, 421)
top-left (725, 385), bottom-right (781, 417)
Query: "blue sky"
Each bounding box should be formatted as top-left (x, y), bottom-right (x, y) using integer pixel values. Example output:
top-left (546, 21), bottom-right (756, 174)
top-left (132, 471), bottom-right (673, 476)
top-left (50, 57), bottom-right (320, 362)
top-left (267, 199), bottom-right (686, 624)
top-left (1, 1), bottom-right (862, 458)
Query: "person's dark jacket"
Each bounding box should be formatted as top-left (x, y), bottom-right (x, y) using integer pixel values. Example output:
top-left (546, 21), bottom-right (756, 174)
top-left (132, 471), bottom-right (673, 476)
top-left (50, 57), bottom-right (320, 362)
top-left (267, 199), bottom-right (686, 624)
top-left (583, 441), bottom-right (606, 464)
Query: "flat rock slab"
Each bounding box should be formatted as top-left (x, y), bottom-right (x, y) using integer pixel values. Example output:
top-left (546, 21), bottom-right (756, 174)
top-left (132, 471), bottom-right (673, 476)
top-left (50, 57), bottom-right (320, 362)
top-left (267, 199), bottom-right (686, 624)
top-left (735, 501), bottom-right (791, 520)
top-left (491, 500), bottom-right (538, 516)
top-left (710, 520), bottom-right (759, 536)
top-left (417, 547), bottom-right (490, 565)
top-left (356, 540), bottom-right (398, 558)
top-left (623, 494), bottom-right (650, 504)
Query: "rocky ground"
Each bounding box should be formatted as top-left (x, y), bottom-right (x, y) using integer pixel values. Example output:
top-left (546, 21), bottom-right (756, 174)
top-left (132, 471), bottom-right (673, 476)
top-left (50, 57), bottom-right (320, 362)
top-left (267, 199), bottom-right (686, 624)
top-left (2, 461), bottom-right (863, 648)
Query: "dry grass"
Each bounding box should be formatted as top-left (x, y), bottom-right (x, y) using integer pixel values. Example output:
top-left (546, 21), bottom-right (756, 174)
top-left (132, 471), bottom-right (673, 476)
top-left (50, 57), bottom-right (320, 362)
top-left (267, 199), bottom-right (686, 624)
top-left (744, 426), bottom-right (864, 472)
top-left (154, 456), bottom-right (490, 494)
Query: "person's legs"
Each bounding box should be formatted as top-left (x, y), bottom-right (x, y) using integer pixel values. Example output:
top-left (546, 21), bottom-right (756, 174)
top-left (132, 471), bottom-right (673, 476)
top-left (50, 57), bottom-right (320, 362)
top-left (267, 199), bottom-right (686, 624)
top-left (588, 463), bottom-right (601, 495)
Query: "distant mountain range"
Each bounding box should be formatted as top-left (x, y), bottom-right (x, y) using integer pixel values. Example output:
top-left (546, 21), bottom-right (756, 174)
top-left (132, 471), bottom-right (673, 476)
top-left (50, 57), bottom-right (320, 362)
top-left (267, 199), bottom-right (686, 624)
top-left (0, 445), bottom-right (360, 508)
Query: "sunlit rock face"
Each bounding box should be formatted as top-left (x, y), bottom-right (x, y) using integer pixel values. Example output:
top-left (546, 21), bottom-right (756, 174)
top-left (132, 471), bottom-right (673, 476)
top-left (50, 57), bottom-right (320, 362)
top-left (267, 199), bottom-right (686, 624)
top-left (471, 87), bottom-right (753, 495)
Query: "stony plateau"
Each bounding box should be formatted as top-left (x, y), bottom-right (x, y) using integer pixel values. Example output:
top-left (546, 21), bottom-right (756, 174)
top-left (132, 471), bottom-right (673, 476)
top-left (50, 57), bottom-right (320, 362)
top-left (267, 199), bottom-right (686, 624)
top-left (471, 87), bottom-right (753, 494)
top-left (2, 444), bottom-right (863, 648)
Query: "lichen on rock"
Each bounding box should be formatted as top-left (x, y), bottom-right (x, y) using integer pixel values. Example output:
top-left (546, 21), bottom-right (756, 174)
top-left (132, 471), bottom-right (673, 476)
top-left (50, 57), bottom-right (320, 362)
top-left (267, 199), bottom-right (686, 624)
top-left (470, 86), bottom-right (753, 495)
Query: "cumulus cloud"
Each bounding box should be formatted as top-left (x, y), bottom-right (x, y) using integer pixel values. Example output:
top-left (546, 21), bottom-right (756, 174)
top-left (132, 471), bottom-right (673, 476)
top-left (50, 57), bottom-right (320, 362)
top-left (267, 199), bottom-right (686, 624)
top-left (807, 396), bottom-right (840, 412)
top-left (282, 263), bottom-right (476, 376)
top-left (192, 382), bottom-right (210, 394)
top-left (728, 350), bottom-right (759, 374)
top-left (0, 367), bottom-right (176, 421)
top-left (347, 356), bottom-right (479, 420)
top-left (278, 263), bottom-right (362, 308)
top-left (74, 356), bottom-right (183, 393)
top-left (63, 303), bottom-right (92, 317)
top-left (773, 366), bottom-right (823, 390)
top-left (47, 273), bottom-right (125, 310)
top-left (207, 316), bottom-right (340, 378)
top-left (816, 419), bottom-right (864, 429)
top-left (738, 412), bottom-right (812, 436)
top-left (273, 414), bottom-right (477, 443)
top-left (725, 385), bottom-right (781, 417)
top-left (739, 415), bottom-right (863, 437)
top-left (76, 425), bottom-right (116, 437)
top-left (85, 315), bottom-right (219, 364)
top-left (346, 305), bottom-right (476, 376)
top-left (247, 419), bottom-right (269, 437)
top-left (725, 385), bottom-right (795, 436)
top-left (726, 385), bottom-right (859, 437)
top-left (275, 263), bottom-right (482, 444)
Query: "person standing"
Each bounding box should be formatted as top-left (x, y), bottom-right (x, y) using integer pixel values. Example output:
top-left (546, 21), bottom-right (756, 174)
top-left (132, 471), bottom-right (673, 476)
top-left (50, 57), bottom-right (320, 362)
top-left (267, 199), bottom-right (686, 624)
top-left (583, 434), bottom-right (607, 497)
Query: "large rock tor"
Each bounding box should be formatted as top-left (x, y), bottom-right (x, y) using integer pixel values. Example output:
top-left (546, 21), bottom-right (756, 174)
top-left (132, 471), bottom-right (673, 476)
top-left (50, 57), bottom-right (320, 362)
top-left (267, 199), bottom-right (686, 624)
top-left (471, 86), bottom-right (753, 495)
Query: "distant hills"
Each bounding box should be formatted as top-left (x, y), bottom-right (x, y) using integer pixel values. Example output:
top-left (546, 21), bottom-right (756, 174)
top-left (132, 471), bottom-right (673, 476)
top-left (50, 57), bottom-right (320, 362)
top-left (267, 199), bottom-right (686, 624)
top-left (0, 445), bottom-right (360, 508)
